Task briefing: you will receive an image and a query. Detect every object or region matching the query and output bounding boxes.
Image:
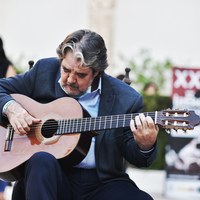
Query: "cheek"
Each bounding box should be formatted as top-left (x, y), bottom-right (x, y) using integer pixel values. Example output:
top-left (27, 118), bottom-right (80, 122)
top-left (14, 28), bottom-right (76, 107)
top-left (61, 73), bottom-right (68, 82)
top-left (78, 78), bottom-right (93, 90)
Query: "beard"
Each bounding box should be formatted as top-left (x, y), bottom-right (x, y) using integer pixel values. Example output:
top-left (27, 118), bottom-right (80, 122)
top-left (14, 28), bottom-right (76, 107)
top-left (61, 83), bottom-right (88, 98)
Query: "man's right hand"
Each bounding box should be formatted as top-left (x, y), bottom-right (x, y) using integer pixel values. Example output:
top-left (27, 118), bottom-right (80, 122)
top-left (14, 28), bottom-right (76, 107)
top-left (4, 101), bottom-right (41, 135)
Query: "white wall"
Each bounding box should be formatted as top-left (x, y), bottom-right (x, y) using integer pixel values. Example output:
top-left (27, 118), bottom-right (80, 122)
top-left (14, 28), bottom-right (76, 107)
top-left (0, 0), bottom-right (89, 70)
top-left (114, 0), bottom-right (200, 70)
top-left (0, 0), bottom-right (200, 77)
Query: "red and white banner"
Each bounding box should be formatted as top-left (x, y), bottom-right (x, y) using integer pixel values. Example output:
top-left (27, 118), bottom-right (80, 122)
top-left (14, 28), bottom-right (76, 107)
top-left (172, 67), bottom-right (200, 96)
top-left (165, 67), bottom-right (200, 199)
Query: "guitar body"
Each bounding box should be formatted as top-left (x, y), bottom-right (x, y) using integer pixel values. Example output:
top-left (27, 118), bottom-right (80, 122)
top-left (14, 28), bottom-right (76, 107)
top-left (1, 94), bottom-right (199, 181)
top-left (0, 94), bottom-right (93, 181)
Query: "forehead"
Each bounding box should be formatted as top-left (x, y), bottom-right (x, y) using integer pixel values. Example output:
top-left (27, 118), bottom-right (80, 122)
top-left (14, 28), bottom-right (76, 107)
top-left (61, 52), bottom-right (92, 73)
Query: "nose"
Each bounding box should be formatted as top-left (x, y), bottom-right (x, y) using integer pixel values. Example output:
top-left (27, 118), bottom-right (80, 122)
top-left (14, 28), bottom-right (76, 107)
top-left (67, 73), bottom-right (76, 83)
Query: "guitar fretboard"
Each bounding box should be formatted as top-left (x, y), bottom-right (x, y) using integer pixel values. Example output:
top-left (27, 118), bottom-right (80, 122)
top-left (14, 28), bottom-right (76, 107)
top-left (56, 112), bottom-right (156, 135)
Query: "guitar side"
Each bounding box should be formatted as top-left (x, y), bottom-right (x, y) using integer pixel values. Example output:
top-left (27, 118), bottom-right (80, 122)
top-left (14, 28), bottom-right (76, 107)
top-left (0, 94), bottom-right (92, 181)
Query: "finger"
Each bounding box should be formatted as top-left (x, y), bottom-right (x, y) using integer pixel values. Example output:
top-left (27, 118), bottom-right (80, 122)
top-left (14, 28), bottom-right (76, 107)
top-left (130, 119), bottom-right (136, 132)
top-left (146, 115), bottom-right (154, 123)
top-left (138, 113), bottom-right (148, 128)
top-left (146, 116), bottom-right (157, 130)
top-left (13, 121), bottom-right (28, 135)
top-left (22, 124), bottom-right (30, 133)
top-left (24, 116), bottom-right (34, 126)
top-left (24, 115), bottom-right (41, 126)
top-left (32, 117), bottom-right (42, 123)
top-left (135, 115), bottom-right (142, 130)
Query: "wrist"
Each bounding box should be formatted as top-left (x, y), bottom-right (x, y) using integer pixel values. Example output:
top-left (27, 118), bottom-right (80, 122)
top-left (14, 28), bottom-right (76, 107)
top-left (3, 100), bottom-right (16, 116)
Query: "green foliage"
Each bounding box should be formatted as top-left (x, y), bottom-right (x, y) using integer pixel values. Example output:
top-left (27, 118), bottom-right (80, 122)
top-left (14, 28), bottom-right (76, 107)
top-left (120, 49), bottom-right (173, 92)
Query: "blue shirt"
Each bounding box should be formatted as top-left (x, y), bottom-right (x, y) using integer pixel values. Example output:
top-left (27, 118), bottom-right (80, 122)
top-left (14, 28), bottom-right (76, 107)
top-left (59, 78), bottom-right (101, 168)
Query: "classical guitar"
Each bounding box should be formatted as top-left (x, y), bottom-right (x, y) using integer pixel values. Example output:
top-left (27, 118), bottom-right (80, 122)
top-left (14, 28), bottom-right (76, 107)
top-left (0, 94), bottom-right (199, 181)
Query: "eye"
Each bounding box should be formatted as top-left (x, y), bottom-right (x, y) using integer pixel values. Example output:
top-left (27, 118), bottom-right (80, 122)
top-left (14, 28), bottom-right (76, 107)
top-left (77, 73), bottom-right (87, 78)
top-left (62, 67), bottom-right (70, 73)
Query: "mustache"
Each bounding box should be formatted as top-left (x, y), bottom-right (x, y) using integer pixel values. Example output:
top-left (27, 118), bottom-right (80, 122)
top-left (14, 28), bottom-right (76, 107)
top-left (64, 83), bottom-right (78, 89)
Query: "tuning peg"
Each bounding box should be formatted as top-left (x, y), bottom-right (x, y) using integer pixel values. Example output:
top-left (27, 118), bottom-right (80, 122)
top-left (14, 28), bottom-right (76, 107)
top-left (165, 129), bottom-right (171, 134)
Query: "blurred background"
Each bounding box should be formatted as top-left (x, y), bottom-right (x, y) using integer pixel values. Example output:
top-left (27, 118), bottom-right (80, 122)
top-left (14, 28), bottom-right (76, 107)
top-left (0, 0), bottom-right (200, 94)
top-left (0, 0), bottom-right (200, 199)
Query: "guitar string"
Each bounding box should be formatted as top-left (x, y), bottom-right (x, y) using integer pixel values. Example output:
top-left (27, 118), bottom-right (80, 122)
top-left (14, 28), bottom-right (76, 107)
top-left (7, 113), bottom-right (157, 130)
top-left (7, 112), bottom-right (189, 134)
top-left (13, 113), bottom-right (157, 128)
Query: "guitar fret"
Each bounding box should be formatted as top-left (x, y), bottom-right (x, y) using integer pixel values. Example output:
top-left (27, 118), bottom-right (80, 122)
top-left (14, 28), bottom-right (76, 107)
top-left (116, 115), bottom-right (119, 128)
top-left (94, 117), bottom-right (99, 131)
top-left (59, 120), bottom-right (64, 135)
top-left (60, 120), bottom-right (64, 135)
top-left (73, 119), bottom-right (76, 132)
top-left (84, 118), bottom-right (87, 132)
top-left (77, 119), bottom-right (81, 132)
top-left (86, 118), bottom-right (89, 131)
top-left (66, 119), bottom-right (70, 133)
top-left (68, 119), bottom-right (71, 133)
top-left (110, 116), bottom-right (112, 129)
top-left (70, 119), bottom-right (74, 133)
top-left (72, 119), bottom-right (75, 132)
top-left (79, 118), bottom-right (83, 132)
top-left (74, 119), bottom-right (78, 133)
top-left (112, 116), bottom-right (116, 128)
top-left (104, 116), bottom-right (107, 129)
top-left (104, 116), bottom-right (107, 130)
top-left (69, 119), bottom-right (72, 133)
top-left (85, 118), bottom-right (89, 131)
top-left (93, 117), bottom-right (96, 131)
top-left (112, 115), bottom-right (116, 128)
top-left (89, 117), bottom-right (92, 131)
top-left (93, 118), bottom-right (95, 130)
top-left (123, 115), bottom-right (125, 127)
top-left (99, 117), bottom-right (101, 130)
top-left (118, 115), bottom-right (123, 128)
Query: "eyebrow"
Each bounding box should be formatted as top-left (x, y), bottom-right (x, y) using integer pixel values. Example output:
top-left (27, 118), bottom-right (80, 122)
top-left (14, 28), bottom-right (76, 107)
top-left (62, 65), bottom-right (89, 75)
top-left (61, 64), bottom-right (69, 69)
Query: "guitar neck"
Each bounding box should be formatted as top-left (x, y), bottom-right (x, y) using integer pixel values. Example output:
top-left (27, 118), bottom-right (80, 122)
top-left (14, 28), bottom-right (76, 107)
top-left (9, 94), bottom-right (200, 136)
top-left (56, 112), bottom-right (157, 134)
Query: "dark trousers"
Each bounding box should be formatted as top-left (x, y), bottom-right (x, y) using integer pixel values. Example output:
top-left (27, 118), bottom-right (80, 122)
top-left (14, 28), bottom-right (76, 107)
top-left (12, 152), bottom-right (154, 200)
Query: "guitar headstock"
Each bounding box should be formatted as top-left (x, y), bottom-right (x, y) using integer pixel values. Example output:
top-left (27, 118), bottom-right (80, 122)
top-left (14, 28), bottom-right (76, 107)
top-left (156, 110), bottom-right (200, 131)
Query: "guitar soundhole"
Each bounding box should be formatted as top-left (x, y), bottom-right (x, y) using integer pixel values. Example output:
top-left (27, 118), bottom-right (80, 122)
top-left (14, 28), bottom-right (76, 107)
top-left (41, 119), bottom-right (58, 138)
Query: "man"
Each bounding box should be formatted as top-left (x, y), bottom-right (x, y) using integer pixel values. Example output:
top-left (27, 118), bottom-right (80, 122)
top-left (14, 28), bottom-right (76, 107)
top-left (0, 29), bottom-right (158, 200)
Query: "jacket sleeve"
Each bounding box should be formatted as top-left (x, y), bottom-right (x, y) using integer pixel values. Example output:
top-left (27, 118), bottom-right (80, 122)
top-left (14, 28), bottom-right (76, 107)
top-left (121, 93), bottom-right (157, 167)
top-left (0, 57), bottom-right (61, 125)
top-left (0, 61), bottom-right (39, 124)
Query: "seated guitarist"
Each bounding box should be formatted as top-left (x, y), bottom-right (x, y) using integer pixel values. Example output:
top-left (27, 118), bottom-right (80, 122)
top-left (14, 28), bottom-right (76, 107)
top-left (0, 30), bottom-right (159, 200)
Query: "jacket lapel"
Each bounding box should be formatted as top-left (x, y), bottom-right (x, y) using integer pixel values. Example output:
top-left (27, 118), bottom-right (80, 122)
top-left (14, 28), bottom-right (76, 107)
top-left (95, 74), bottom-right (116, 151)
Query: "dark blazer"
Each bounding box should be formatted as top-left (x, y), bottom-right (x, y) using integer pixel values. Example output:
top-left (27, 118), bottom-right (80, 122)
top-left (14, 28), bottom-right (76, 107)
top-left (0, 57), bottom-right (157, 182)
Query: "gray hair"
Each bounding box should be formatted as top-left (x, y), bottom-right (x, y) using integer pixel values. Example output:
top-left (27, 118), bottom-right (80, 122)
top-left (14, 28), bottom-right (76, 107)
top-left (56, 29), bottom-right (108, 72)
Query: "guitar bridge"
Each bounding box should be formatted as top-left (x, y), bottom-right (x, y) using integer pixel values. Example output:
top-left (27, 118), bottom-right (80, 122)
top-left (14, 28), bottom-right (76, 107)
top-left (4, 125), bottom-right (14, 152)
